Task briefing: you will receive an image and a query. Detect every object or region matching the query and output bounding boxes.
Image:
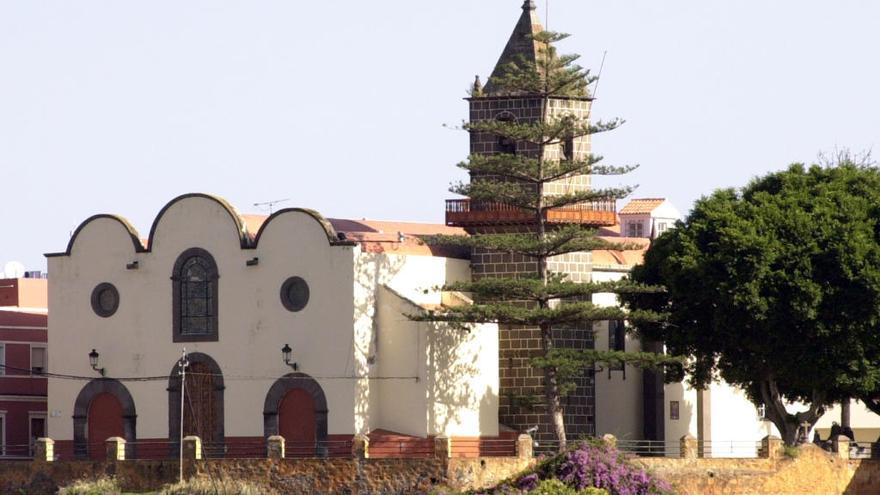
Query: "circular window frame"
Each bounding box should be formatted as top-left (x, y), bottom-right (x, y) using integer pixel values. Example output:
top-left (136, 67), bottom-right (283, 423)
top-left (90, 282), bottom-right (120, 318)
top-left (280, 277), bottom-right (310, 312)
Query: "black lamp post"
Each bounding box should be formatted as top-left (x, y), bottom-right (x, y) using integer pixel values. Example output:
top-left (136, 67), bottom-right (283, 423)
top-left (281, 344), bottom-right (298, 371)
top-left (89, 349), bottom-right (106, 376)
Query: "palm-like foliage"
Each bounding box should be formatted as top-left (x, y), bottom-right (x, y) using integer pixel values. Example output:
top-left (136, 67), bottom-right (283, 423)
top-left (414, 29), bottom-right (674, 450)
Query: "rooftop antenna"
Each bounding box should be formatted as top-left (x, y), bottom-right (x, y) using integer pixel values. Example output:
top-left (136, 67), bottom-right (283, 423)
top-left (253, 198), bottom-right (290, 214)
top-left (592, 50), bottom-right (608, 100)
top-left (545, 0), bottom-right (549, 31)
top-left (585, 50), bottom-right (608, 123)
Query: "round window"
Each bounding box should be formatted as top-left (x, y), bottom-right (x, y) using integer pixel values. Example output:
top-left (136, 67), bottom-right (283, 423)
top-left (90, 283), bottom-right (119, 318)
top-left (280, 277), bottom-right (310, 312)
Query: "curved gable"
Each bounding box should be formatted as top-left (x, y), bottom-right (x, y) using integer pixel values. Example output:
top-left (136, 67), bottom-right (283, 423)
top-left (47, 194), bottom-right (356, 260)
top-left (48, 214), bottom-right (144, 258)
top-left (147, 193), bottom-right (249, 251)
top-left (254, 208), bottom-right (356, 248)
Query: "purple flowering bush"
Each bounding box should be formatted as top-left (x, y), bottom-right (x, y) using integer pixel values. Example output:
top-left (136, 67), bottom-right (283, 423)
top-left (543, 441), bottom-right (671, 495)
top-left (473, 440), bottom-right (671, 495)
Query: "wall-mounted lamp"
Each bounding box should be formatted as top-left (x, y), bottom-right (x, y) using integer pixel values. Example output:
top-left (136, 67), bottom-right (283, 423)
top-left (246, 257), bottom-right (260, 267)
top-left (126, 261), bottom-right (139, 270)
top-left (88, 349), bottom-right (106, 376)
top-left (281, 344), bottom-right (298, 371)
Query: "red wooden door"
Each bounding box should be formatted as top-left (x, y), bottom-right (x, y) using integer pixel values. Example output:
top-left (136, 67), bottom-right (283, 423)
top-left (183, 362), bottom-right (217, 446)
top-left (87, 393), bottom-right (124, 459)
top-left (278, 389), bottom-right (315, 454)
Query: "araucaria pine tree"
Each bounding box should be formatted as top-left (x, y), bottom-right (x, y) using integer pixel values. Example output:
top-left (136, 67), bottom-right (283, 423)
top-left (412, 3), bottom-right (673, 451)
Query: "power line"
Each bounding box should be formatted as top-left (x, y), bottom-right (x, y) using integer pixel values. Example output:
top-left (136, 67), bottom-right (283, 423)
top-left (0, 363), bottom-right (418, 382)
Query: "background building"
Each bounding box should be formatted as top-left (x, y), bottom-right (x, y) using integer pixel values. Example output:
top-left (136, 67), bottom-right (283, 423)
top-left (46, 194), bottom-right (499, 459)
top-left (0, 276), bottom-right (47, 458)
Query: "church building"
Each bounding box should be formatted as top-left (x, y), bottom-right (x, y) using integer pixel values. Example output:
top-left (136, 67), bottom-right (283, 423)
top-left (44, 1), bottom-right (688, 458)
top-left (46, 195), bottom-right (499, 458)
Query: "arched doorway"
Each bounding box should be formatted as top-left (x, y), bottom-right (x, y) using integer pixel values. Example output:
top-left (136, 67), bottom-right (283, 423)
top-left (87, 393), bottom-right (124, 459)
top-left (168, 353), bottom-right (225, 457)
top-left (279, 388), bottom-right (317, 450)
top-left (263, 373), bottom-right (327, 457)
top-left (72, 379), bottom-right (136, 459)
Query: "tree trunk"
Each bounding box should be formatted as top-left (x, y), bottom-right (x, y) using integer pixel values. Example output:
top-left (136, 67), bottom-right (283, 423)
top-left (541, 322), bottom-right (567, 451)
top-left (841, 398), bottom-right (851, 428)
top-left (759, 377), bottom-right (826, 446)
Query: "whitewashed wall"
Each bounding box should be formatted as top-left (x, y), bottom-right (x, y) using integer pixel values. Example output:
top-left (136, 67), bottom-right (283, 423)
top-left (47, 195), bottom-right (500, 442)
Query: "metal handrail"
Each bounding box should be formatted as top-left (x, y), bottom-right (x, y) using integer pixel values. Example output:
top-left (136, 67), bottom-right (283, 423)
top-left (445, 199), bottom-right (617, 214)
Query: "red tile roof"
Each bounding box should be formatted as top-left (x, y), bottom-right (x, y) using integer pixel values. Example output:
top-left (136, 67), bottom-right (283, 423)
top-left (619, 198), bottom-right (666, 215)
top-left (237, 214), bottom-right (468, 258)
top-left (591, 236), bottom-right (650, 268)
top-left (0, 310), bottom-right (47, 328)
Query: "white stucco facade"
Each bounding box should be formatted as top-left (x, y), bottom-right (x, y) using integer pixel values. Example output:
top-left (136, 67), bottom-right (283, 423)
top-left (46, 194), bottom-right (498, 450)
top-left (592, 267), bottom-right (644, 441)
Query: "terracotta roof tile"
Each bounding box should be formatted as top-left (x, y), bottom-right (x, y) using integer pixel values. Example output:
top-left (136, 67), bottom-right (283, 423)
top-left (329, 219), bottom-right (468, 257)
top-left (237, 213), bottom-right (469, 258)
top-left (591, 235), bottom-right (650, 268)
top-left (0, 310), bottom-right (47, 328)
top-left (619, 198), bottom-right (666, 215)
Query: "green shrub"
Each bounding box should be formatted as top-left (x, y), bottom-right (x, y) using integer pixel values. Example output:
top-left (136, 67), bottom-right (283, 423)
top-left (531, 479), bottom-right (578, 495)
top-left (783, 445), bottom-right (800, 458)
top-left (160, 478), bottom-right (276, 495)
top-left (526, 479), bottom-right (610, 495)
top-left (58, 477), bottom-right (121, 495)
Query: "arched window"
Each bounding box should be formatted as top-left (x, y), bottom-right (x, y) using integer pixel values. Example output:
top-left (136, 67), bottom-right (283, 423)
top-left (495, 112), bottom-right (517, 155)
top-left (172, 248), bottom-right (219, 342)
top-left (561, 136), bottom-right (575, 161)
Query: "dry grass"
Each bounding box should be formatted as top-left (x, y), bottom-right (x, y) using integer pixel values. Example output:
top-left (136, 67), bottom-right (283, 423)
top-left (57, 477), bottom-right (121, 495)
top-left (160, 478), bottom-right (277, 495)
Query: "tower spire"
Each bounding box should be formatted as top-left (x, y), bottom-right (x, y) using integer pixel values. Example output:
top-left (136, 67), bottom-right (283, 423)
top-left (483, 1), bottom-right (545, 95)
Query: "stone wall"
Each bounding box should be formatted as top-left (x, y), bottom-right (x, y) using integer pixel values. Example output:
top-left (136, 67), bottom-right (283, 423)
top-left (0, 457), bottom-right (535, 495)
top-left (635, 444), bottom-right (880, 495)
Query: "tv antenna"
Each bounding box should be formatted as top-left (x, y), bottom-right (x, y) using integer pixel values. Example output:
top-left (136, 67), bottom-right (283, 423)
top-left (253, 198), bottom-right (290, 214)
top-left (592, 50), bottom-right (608, 99)
top-left (545, 0), bottom-right (550, 31)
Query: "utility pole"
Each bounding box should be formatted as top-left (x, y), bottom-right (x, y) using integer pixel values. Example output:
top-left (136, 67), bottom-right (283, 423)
top-left (178, 348), bottom-right (189, 484)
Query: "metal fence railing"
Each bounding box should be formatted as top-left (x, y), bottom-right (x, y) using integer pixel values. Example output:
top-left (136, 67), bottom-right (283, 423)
top-left (698, 440), bottom-right (762, 459)
top-left (616, 440), bottom-right (681, 457)
top-left (0, 444), bottom-right (34, 460)
top-left (285, 440), bottom-right (353, 459)
top-left (846, 441), bottom-right (873, 459)
top-left (368, 439), bottom-right (435, 458)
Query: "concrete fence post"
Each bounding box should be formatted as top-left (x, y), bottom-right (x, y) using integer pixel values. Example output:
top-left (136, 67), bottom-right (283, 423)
top-left (434, 436), bottom-right (451, 459)
top-left (34, 438), bottom-right (54, 463)
top-left (680, 434), bottom-right (698, 459)
top-left (352, 434), bottom-right (369, 460)
top-left (602, 434), bottom-right (617, 450)
top-left (760, 435), bottom-right (783, 459)
top-left (267, 435), bottom-right (285, 459)
top-left (517, 434), bottom-right (534, 459)
top-left (832, 435), bottom-right (850, 460)
top-left (183, 436), bottom-right (202, 461)
top-left (105, 437), bottom-right (126, 461)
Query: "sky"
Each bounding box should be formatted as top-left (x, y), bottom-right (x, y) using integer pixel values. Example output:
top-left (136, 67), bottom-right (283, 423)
top-left (1, 1), bottom-right (878, 272)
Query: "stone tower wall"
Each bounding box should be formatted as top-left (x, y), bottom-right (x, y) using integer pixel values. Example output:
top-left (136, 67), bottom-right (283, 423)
top-left (468, 96), bottom-right (592, 196)
top-left (465, 92), bottom-right (598, 446)
top-left (470, 246), bottom-right (595, 445)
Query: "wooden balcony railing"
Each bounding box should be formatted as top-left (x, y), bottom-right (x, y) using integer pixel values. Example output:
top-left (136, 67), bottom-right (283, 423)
top-left (445, 199), bottom-right (617, 227)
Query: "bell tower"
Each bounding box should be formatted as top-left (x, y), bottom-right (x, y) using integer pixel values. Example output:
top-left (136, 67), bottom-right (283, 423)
top-left (445, 1), bottom-right (617, 445)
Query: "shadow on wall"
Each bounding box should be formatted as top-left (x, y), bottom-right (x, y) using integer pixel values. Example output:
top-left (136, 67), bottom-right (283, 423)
top-left (352, 252), bottom-right (407, 434)
top-left (846, 460), bottom-right (880, 494)
top-left (663, 382), bottom-right (695, 442)
top-left (426, 322), bottom-right (495, 435)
